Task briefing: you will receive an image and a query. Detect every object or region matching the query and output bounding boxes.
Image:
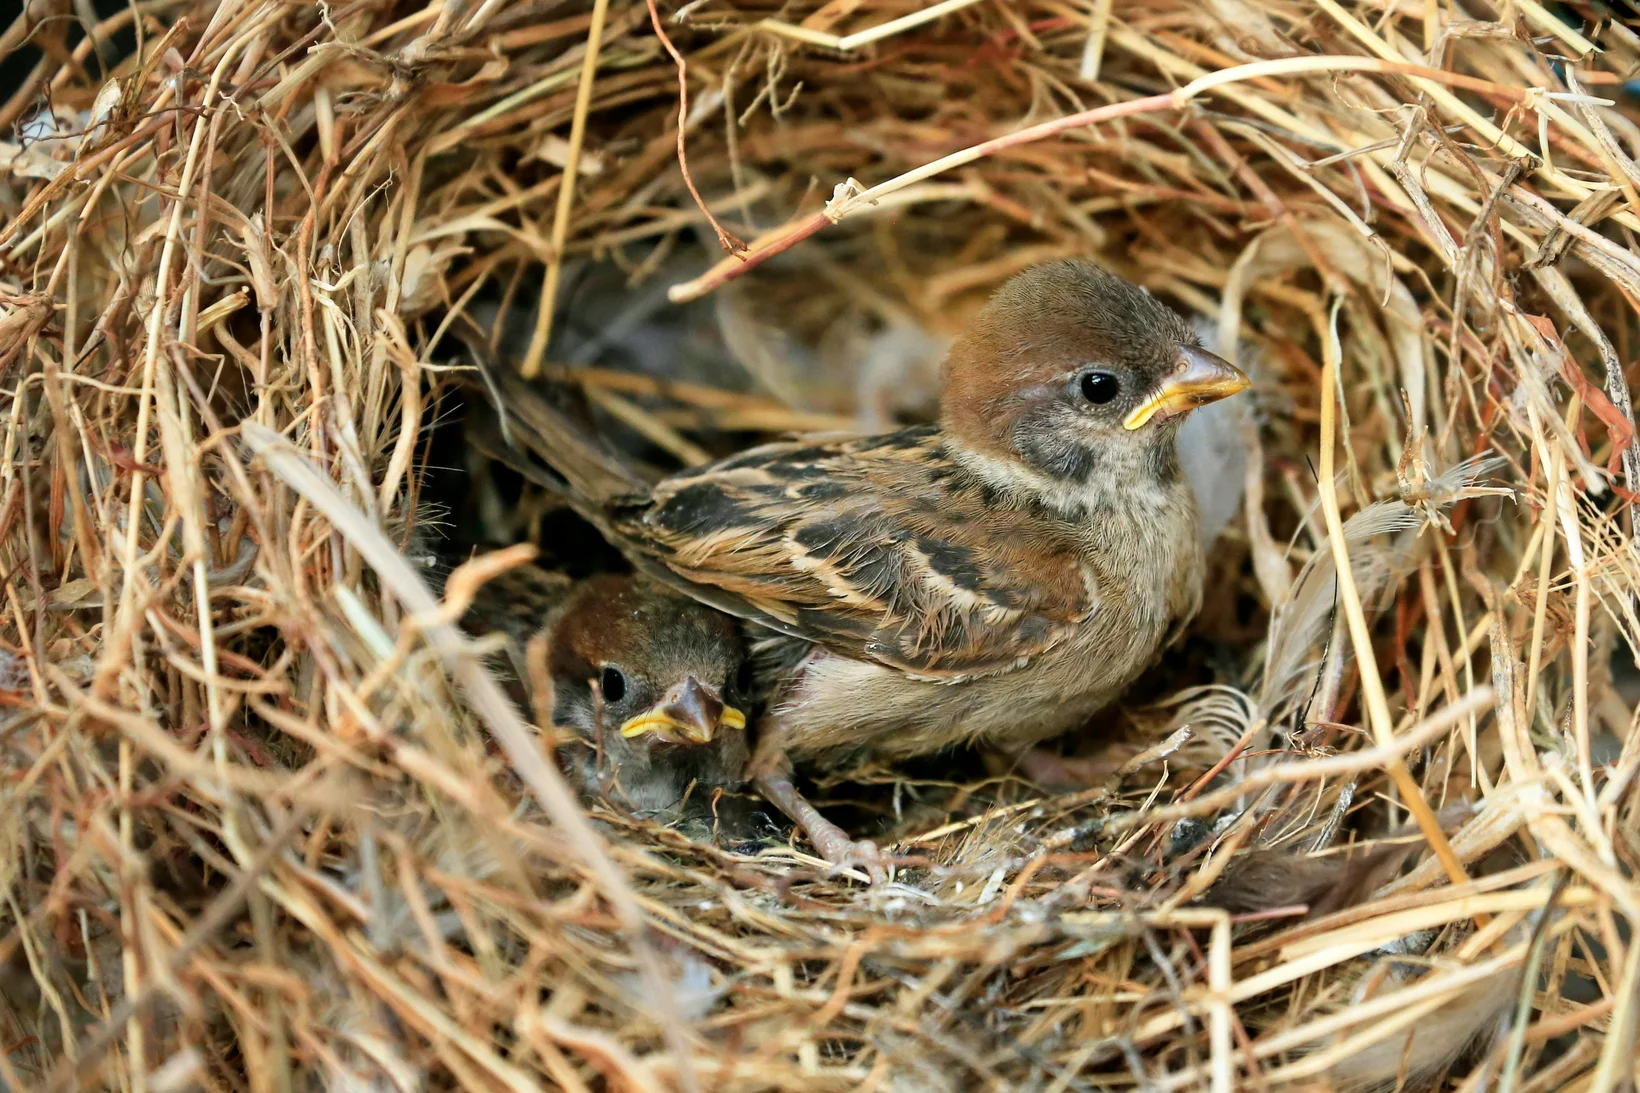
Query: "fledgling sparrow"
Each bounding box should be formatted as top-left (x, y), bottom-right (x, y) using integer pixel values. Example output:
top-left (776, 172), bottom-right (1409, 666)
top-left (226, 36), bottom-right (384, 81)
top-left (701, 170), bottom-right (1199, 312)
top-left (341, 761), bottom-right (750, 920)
top-left (462, 564), bottom-right (753, 815)
top-left (478, 259), bottom-right (1249, 875)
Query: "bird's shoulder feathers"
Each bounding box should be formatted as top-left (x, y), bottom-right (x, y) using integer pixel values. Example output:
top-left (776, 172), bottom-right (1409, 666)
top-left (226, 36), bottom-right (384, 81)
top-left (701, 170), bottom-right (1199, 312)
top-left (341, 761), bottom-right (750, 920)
top-left (609, 427), bottom-right (1100, 678)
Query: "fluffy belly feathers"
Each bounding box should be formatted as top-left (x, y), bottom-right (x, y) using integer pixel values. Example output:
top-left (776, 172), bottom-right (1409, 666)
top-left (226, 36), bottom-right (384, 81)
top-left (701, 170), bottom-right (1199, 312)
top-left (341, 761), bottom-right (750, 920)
top-left (774, 603), bottom-right (1174, 762)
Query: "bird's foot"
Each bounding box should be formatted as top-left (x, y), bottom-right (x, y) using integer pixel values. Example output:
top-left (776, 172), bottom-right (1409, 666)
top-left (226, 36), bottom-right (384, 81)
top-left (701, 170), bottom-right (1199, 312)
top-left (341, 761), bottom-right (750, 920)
top-left (754, 770), bottom-right (889, 883)
top-left (806, 824), bottom-right (890, 884)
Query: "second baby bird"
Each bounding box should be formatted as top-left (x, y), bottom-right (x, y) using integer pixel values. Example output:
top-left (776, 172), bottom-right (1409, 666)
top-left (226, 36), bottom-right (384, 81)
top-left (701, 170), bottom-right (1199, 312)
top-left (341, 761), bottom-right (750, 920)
top-left (463, 564), bottom-right (752, 815)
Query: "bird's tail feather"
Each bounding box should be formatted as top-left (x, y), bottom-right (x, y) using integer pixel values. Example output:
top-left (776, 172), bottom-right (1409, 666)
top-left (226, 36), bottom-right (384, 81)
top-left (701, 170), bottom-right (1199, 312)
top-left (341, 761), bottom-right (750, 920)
top-left (451, 318), bottom-right (650, 512)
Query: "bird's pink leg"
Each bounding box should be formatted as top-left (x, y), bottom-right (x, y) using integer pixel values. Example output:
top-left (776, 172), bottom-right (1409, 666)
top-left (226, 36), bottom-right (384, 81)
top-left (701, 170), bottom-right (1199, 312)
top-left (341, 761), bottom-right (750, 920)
top-left (755, 769), bottom-right (889, 882)
top-left (748, 689), bottom-right (890, 880)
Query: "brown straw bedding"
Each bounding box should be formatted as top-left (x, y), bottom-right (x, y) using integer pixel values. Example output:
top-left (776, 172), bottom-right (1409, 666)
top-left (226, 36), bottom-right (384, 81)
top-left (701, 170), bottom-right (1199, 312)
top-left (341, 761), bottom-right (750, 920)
top-left (1, 1), bottom-right (1638, 1090)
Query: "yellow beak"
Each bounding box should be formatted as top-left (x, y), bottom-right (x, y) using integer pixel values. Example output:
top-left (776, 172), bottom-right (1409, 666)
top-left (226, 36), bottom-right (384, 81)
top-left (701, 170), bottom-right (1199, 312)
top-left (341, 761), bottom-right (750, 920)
top-left (1123, 345), bottom-right (1250, 430)
top-left (617, 675), bottom-right (745, 745)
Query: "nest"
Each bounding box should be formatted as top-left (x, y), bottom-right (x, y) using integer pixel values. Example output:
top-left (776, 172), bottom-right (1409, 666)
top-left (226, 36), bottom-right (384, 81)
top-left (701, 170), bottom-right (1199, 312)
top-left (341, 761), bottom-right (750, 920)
top-left (3, 1), bottom-right (1638, 1090)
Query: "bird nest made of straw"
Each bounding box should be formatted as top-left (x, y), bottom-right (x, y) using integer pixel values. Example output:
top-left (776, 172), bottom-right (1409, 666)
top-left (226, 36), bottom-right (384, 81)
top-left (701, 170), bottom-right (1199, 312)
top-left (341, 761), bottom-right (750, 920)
top-left (2, 1), bottom-right (1638, 1091)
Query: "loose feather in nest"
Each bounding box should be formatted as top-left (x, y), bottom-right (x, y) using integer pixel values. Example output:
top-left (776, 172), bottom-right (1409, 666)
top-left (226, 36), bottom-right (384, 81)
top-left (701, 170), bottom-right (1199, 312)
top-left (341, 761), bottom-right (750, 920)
top-left (1200, 838), bottom-right (1418, 917)
top-left (1261, 453), bottom-right (1508, 730)
top-left (1317, 956), bottom-right (1525, 1092)
top-left (1139, 454), bottom-right (1507, 773)
top-left (1177, 315), bottom-right (1258, 549)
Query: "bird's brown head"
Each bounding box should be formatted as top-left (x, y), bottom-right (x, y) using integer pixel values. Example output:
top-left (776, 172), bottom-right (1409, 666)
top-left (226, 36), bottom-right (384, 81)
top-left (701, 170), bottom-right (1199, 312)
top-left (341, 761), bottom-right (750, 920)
top-left (547, 575), bottom-right (750, 747)
top-left (940, 259), bottom-right (1249, 487)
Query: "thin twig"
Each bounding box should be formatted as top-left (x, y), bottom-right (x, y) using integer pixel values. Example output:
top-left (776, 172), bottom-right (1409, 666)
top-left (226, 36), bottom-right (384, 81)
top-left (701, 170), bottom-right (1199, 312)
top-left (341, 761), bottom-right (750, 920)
top-left (647, 0), bottom-right (744, 256)
top-left (669, 53), bottom-right (1562, 301)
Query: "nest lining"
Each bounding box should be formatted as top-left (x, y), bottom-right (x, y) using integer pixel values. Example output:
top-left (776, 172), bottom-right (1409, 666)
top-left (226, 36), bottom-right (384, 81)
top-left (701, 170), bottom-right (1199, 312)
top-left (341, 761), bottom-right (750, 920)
top-left (1, 1), bottom-right (1638, 1091)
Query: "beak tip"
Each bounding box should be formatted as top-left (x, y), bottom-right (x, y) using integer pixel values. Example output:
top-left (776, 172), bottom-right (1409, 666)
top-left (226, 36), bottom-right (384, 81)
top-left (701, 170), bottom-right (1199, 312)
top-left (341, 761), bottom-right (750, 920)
top-left (619, 675), bottom-right (736, 745)
top-left (1124, 346), bottom-right (1250, 429)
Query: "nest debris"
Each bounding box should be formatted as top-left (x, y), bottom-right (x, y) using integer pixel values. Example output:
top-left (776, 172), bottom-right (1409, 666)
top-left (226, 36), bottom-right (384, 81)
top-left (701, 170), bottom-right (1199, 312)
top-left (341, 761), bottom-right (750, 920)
top-left (2, 1), bottom-right (1639, 1090)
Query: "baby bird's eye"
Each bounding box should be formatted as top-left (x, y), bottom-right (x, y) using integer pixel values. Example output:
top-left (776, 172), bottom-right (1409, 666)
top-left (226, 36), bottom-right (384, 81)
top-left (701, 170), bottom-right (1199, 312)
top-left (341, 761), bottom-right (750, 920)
top-left (734, 659), bottom-right (754, 695)
top-left (1079, 371), bottom-right (1120, 405)
top-left (599, 665), bottom-right (627, 703)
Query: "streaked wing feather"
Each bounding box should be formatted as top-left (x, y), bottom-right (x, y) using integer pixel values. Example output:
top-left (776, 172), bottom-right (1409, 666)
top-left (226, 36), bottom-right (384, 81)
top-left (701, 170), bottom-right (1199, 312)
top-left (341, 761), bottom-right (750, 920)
top-left (608, 428), bottom-right (1093, 677)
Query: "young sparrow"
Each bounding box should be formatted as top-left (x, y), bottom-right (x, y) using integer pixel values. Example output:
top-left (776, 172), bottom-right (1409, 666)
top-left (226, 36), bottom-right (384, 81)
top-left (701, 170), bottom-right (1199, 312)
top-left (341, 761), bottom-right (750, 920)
top-left (480, 259), bottom-right (1249, 874)
top-left (463, 564), bottom-right (753, 815)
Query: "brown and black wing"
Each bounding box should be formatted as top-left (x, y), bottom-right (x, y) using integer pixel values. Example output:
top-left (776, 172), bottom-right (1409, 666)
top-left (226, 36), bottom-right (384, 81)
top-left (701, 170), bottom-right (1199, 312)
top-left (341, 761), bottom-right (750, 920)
top-left (461, 336), bottom-right (655, 515)
top-left (473, 350), bottom-right (1096, 678)
top-left (610, 430), bottom-right (1096, 679)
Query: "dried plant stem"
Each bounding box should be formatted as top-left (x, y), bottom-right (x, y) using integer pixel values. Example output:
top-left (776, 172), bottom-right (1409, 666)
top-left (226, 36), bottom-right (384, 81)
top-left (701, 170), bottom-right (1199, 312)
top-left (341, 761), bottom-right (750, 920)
top-left (1524, 424), bottom-right (1561, 725)
top-left (758, 0), bottom-right (988, 51)
top-left (1589, 933), bottom-right (1640, 1093)
top-left (1525, 393), bottom-right (1599, 813)
top-left (1556, 468), bottom-right (1597, 810)
top-left (1081, 0), bottom-right (1114, 81)
top-left (103, 79), bottom-right (218, 699)
top-left (669, 53), bottom-right (1560, 302)
top-left (1316, 298), bottom-right (1470, 890)
top-left (1208, 914), bottom-right (1233, 1093)
top-left (521, 0), bottom-right (612, 379)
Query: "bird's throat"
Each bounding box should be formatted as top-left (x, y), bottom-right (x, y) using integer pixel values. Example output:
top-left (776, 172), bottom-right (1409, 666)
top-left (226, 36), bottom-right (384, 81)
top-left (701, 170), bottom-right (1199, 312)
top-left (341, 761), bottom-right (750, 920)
top-left (945, 428), bottom-right (1179, 518)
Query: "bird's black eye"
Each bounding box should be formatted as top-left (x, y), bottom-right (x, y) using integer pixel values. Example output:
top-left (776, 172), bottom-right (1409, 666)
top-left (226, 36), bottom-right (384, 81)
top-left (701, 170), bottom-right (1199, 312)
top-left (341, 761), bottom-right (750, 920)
top-left (1080, 371), bottom-right (1120, 405)
top-left (599, 666), bottom-right (626, 703)
top-left (734, 660), bottom-right (754, 695)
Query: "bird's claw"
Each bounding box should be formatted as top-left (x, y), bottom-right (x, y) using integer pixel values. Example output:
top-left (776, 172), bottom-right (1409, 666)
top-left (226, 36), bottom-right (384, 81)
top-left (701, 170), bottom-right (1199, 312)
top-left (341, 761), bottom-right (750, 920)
top-left (812, 831), bottom-right (891, 883)
top-left (752, 768), bottom-right (889, 883)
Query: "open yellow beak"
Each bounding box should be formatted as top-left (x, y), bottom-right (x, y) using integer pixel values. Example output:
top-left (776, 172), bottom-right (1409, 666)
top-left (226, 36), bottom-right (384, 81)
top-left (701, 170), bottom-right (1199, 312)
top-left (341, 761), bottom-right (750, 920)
top-left (1123, 345), bottom-right (1250, 430)
top-left (617, 675), bottom-right (746, 745)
